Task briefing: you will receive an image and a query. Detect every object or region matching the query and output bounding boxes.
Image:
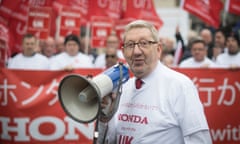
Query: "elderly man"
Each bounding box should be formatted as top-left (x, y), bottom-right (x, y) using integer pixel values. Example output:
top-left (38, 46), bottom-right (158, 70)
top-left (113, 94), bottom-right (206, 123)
top-left (99, 20), bottom-right (212, 144)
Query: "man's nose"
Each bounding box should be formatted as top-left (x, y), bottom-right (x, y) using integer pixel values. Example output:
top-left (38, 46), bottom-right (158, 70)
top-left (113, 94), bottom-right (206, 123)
top-left (132, 44), bottom-right (142, 54)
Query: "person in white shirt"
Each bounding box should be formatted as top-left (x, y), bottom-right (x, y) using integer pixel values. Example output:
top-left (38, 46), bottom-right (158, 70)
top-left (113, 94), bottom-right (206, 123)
top-left (161, 53), bottom-right (174, 68)
top-left (94, 32), bottom-right (125, 68)
top-left (215, 31), bottom-right (240, 68)
top-left (7, 33), bottom-right (49, 70)
top-left (41, 36), bottom-right (57, 58)
top-left (214, 29), bottom-right (227, 54)
top-left (49, 34), bottom-right (94, 70)
top-left (200, 28), bottom-right (214, 59)
top-left (99, 20), bottom-right (212, 144)
top-left (55, 36), bottom-right (65, 54)
top-left (179, 37), bottom-right (216, 68)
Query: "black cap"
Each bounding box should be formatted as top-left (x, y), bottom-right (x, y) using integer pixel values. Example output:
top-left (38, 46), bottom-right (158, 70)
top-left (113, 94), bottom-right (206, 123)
top-left (64, 34), bottom-right (80, 46)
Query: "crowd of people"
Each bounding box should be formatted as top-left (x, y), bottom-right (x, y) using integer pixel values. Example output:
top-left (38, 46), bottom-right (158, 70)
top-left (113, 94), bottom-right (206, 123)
top-left (6, 31), bottom-right (123, 71)
top-left (6, 24), bottom-right (240, 71)
top-left (4, 19), bottom-right (240, 144)
top-left (161, 26), bottom-right (240, 69)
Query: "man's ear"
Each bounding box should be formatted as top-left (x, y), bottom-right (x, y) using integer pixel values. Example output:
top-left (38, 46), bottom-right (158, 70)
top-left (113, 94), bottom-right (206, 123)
top-left (157, 42), bottom-right (163, 59)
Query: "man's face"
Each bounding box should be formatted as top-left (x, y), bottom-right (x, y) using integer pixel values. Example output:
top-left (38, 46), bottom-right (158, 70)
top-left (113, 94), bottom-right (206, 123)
top-left (43, 37), bottom-right (56, 57)
top-left (22, 37), bottom-right (37, 56)
top-left (123, 27), bottom-right (161, 78)
top-left (105, 48), bottom-right (118, 68)
top-left (226, 37), bottom-right (239, 55)
top-left (214, 32), bottom-right (225, 48)
top-left (191, 42), bottom-right (207, 62)
top-left (65, 41), bottom-right (79, 56)
top-left (106, 35), bottom-right (119, 49)
top-left (200, 30), bottom-right (212, 44)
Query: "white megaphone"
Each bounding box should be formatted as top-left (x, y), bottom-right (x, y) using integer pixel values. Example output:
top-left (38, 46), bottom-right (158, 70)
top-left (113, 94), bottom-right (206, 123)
top-left (58, 63), bottom-right (129, 123)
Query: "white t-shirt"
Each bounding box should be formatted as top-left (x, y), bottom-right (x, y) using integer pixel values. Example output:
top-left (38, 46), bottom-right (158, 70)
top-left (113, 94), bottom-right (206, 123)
top-left (179, 57), bottom-right (216, 68)
top-left (49, 52), bottom-right (94, 70)
top-left (215, 52), bottom-right (240, 68)
top-left (106, 62), bottom-right (209, 144)
top-left (7, 53), bottom-right (49, 70)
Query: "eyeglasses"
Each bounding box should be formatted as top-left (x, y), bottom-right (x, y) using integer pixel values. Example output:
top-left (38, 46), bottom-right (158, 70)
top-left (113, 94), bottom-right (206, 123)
top-left (106, 54), bottom-right (117, 59)
top-left (123, 40), bottom-right (158, 51)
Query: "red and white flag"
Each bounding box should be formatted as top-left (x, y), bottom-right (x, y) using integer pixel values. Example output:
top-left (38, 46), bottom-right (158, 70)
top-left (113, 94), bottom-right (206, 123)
top-left (0, 0), bottom-right (22, 23)
top-left (0, 22), bottom-right (12, 67)
top-left (87, 0), bottom-right (123, 22)
top-left (122, 0), bottom-right (163, 30)
top-left (181, 0), bottom-right (223, 28)
top-left (225, 0), bottom-right (240, 16)
top-left (53, 0), bottom-right (89, 25)
top-left (173, 41), bottom-right (183, 66)
top-left (90, 16), bottom-right (114, 48)
top-left (58, 6), bottom-right (82, 37)
top-left (27, 7), bottom-right (52, 40)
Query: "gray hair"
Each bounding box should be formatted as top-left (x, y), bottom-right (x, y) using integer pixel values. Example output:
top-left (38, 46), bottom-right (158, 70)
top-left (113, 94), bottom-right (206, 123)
top-left (123, 20), bottom-right (159, 42)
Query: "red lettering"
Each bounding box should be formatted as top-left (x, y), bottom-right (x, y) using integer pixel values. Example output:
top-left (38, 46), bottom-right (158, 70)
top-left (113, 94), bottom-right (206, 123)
top-left (118, 114), bottom-right (148, 124)
top-left (141, 117), bottom-right (148, 124)
top-left (118, 135), bottom-right (133, 144)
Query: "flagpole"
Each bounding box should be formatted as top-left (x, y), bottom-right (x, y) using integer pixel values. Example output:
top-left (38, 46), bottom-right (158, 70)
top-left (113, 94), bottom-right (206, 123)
top-left (222, 0), bottom-right (230, 27)
top-left (85, 22), bottom-right (90, 55)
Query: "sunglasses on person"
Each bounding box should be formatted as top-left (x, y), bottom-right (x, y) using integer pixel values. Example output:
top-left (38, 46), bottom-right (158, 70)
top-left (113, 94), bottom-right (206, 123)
top-left (105, 54), bottom-right (117, 58)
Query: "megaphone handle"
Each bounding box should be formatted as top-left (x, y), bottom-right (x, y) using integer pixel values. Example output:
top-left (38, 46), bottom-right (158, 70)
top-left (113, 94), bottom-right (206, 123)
top-left (93, 118), bottom-right (99, 144)
top-left (110, 62), bottom-right (123, 116)
top-left (94, 117), bottom-right (109, 144)
top-left (102, 121), bottom-right (109, 144)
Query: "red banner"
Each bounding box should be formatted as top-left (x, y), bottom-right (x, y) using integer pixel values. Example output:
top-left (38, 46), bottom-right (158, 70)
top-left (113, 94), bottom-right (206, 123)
top-left (53, 0), bottom-right (89, 25)
top-left (90, 16), bottom-right (114, 48)
top-left (181, 0), bottom-right (223, 28)
top-left (27, 7), bottom-right (52, 40)
top-left (225, 0), bottom-right (240, 16)
top-left (58, 6), bottom-right (82, 37)
top-left (0, 68), bottom-right (240, 144)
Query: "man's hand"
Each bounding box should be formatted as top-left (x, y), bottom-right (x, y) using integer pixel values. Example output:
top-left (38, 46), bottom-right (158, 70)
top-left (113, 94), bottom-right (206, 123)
top-left (100, 93), bottom-right (116, 122)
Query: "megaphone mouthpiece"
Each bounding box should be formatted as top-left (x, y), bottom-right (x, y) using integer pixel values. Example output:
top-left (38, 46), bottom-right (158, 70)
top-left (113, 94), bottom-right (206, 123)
top-left (78, 86), bottom-right (96, 102)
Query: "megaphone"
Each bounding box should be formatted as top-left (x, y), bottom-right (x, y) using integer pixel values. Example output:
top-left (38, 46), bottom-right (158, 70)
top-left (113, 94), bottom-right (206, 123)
top-left (58, 63), bottom-right (129, 123)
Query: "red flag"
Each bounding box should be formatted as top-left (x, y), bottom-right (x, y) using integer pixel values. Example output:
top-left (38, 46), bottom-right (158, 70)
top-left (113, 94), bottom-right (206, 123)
top-left (0, 22), bottom-right (13, 67)
top-left (28, 0), bottom-right (57, 38)
top-left (225, 0), bottom-right (240, 16)
top-left (87, 0), bottom-right (123, 22)
top-left (90, 16), bottom-right (114, 48)
top-left (0, 0), bottom-right (22, 23)
top-left (58, 6), bottom-right (82, 37)
top-left (7, 1), bottom-right (29, 55)
top-left (53, 0), bottom-right (89, 25)
top-left (115, 18), bottom-right (134, 42)
top-left (27, 7), bottom-right (53, 40)
top-left (122, 0), bottom-right (163, 30)
top-left (181, 0), bottom-right (223, 28)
